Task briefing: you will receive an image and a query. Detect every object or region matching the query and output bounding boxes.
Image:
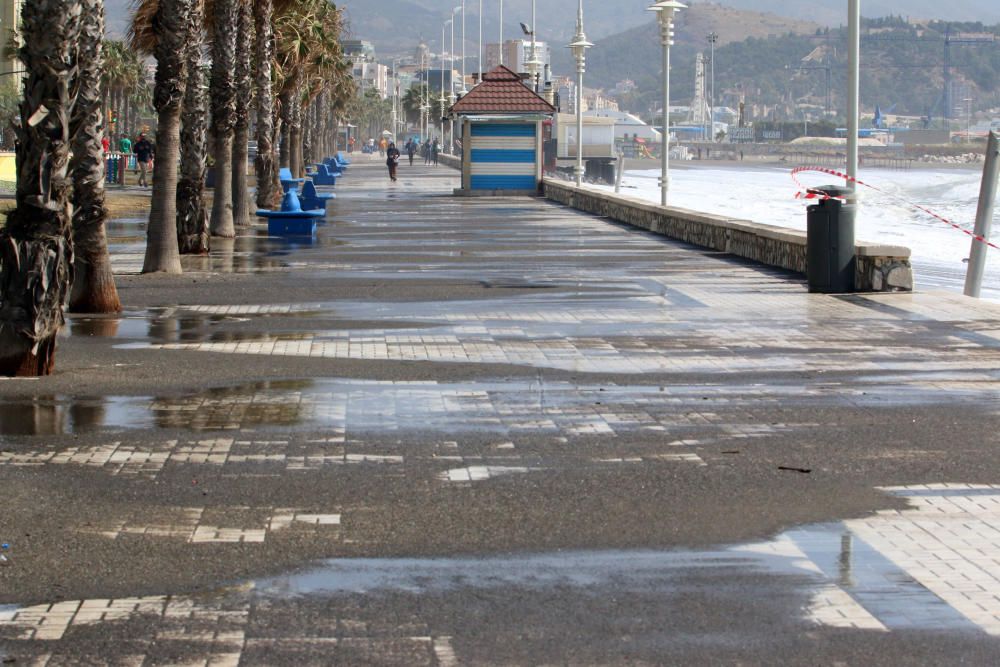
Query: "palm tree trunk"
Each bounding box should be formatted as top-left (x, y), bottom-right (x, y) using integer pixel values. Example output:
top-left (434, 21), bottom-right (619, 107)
top-left (278, 88), bottom-right (290, 168)
top-left (70, 0), bottom-right (122, 313)
top-left (289, 79), bottom-right (303, 177)
top-left (253, 0), bottom-right (279, 209)
top-left (209, 0), bottom-right (238, 238)
top-left (231, 0), bottom-right (252, 227)
top-left (176, 0), bottom-right (209, 254)
top-left (302, 101), bottom-right (312, 169)
top-left (142, 0), bottom-right (193, 274)
top-left (0, 0), bottom-right (80, 376)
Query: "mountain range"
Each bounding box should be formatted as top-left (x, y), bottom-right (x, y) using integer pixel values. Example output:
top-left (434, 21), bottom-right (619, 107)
top-left (333, 0), bottom-right (1000, 57)
top-left (102, 0), bottom-right (1000, 54)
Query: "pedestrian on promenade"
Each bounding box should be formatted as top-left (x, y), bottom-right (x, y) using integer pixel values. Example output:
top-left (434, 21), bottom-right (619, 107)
top-left (406, 139), bottom-right (416, 166)
top-left (101, 135), bottom-right (110, 153)
top-left (431, 138), bottom-right (440, 166)
top-left (423, 139), bottom-right (432, 165)
top-left (379, 136), bottom-right (388, 158)
top-left (119, 134), bottom-right (132, 154)
top-left (386, 142), bottom-right (400, 182)
top-left (134, 133), bottom-right (154, 187)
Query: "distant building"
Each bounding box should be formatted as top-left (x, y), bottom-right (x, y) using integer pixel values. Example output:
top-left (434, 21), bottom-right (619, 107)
top-left (585, 90), bottom-right (618, 113)
top-left (352, 60), bottom-right (389, 99)
top-left (612, 80), bottom-right (637, 97)
top-left (484, 40), bottom-right (551, 77)
top-left (342, 40), bottom-right (376, 61)
top-left (584, 109), bottom-right (662, 143)
top-left (1, 0), bottom-right (22, 90)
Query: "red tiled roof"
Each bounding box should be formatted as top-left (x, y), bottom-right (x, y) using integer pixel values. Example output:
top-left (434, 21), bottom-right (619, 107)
top-left (450, 65), bottom-right (556, 115)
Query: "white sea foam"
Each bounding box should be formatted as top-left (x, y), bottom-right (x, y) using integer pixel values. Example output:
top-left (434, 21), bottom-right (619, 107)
top-left (602, 166), bottom-right (1000, 299)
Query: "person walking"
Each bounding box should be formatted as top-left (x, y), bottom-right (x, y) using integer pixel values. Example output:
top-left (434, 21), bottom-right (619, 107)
top-left (119, 134), bottom-right (132, 154)
top-left (406, 139), bottom-right (417, 166)
top-left (134, 133), bottom-right (154, 187)
top-left (423, 139), bottom-right (432, 166)
top-left (101, 135), bottom-right (110, 153)
top-left (386, 142), bottom-right (401, 182)
top-left (431, 138), bottom-right (440, 166)
top-left (378, 136), bottom-right (388, 158)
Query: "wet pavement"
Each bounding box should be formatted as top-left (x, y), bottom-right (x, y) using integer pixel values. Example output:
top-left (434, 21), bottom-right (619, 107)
top-left (4, 161), bottom-right (1000, 663)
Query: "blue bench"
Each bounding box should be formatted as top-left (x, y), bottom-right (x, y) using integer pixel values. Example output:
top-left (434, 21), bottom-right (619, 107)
top-left (279, 167), bottom-right (304, 193)
top-left (256, 189), bottom-right (324, 236)
top-left (299, 180), bottom-right (335, 210)
top-left (311, 163), bottom-right (339, 186)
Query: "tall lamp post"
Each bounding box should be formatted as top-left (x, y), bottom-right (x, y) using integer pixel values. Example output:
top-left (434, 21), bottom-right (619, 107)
top-left (648, 1), bottom-right (684, 206)
top-left (567, 0), bottom-right (593, 187)
top-left (461, 1), bottom-right (468, 95)
top-left (523, 0), bottom-right (542, 92)
top-left (847, 0), bottom-right (860, 196)
top-left (441, 20), bottom-right (452, 145)
top-left (499, 0), bottom-right (504, 65)
top-left (479, 0), bottom-right (484, 78)
top-left (707, 31), bottom-right (717, 142)
top-left (449, 6), bottom-right (461, 153)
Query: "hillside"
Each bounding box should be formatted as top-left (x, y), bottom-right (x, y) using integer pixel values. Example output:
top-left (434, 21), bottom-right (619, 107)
top-left (566, 15), bottom-right (1000, 121)
top-left (717, 0), bottom-right (1000, 26)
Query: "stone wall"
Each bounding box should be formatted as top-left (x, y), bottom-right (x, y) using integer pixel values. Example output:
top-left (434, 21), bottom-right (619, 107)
top-left (543, 179), bottom-right (912, 293)
top-left (438, 154), bottom-right (462, 171)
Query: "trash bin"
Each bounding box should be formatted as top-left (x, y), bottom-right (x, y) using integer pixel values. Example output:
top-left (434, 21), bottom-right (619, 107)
top-left (806, 185), bottom-right (856, 294)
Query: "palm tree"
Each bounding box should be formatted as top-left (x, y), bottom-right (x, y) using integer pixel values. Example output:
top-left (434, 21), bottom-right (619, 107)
top-left (176, 0), bottom-right (209, 254)
top-left (0, 0), bottom-right (81, 375)
top-left (70, 0), bottom-right (122, 313)
top-left (208, 0), bottom-right (239, 238)
top-left (133, 0), bottom-right (194, 273)
top-left (231, 0), bottom-right (253, 227)
top-left (273, 0), bottom-right (349, 177)
top-left (253, 0), bottom-right (281, 209)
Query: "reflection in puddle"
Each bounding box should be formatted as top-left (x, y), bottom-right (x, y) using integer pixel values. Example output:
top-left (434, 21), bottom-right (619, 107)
top-left (254, 514), bottom-right (979, 635)
top-left (0, 377), bottom-right (796, 437)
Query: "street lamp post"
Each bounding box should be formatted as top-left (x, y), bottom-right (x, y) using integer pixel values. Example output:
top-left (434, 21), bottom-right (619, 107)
top-left (441, 20), bottom-right (451, 146)
top-left (526, 0), bottom-right (542, 92)
top-left (707, 32), bottom-right (717, 142)
top-left (847, 0), bottom-right (860, 195)
top-left (499, 0), bottom-right (504, 65)
top-left (648, 1), bottom-right (685, 207)
top-left (479, 0), bottom-right (484, 78)
top-left (964, 97), bottom-right (973, 143)
top-left (450, 6), bottom-right (461, 153)
top-left (461, 1), bottom-right (468, 94)
top-left (567, 0), bottom-right (593, 188)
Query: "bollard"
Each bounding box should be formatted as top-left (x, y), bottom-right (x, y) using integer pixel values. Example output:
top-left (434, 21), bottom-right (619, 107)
top-left (806, 185), bottom-right (856, 294)
top-left (964, 131), bottom-right (1000, 298)
top-left (615, 152), bottom-right (624, 194)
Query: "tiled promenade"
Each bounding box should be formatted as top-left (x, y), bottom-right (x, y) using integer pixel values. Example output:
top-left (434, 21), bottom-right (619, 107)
top-left (3, 161), bottom-right (1000, 664)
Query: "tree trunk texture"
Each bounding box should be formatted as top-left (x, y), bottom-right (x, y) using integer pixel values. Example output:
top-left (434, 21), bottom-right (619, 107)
top-left (176, 0), bottom-right (209, 255)
top-left (302, 102), bottom-right (312, 170)
top-left (69, 0), bottom-right (121, 313)
top-left (209, 0), bottom-right (238, 238)
top-left (289, 79), bottom-right (302, 177)
top-left (231, 0), bottom-right (253, 227)
top-left (278, 88), bottom-right (290, 168)
top-left (142, 0), bottom-right (193, 274)
top-left (253, 0), bottom-right (279, 209)
top-left (0, 0), bottom-right (81, 376)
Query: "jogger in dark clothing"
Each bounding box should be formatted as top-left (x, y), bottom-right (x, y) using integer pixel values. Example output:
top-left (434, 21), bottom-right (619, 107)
top-left (386, 142), bottom-right (401, 182)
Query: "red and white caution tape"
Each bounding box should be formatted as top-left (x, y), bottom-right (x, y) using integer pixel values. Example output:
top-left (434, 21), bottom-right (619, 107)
top-left (791, 165), bottom-right (1000, 252)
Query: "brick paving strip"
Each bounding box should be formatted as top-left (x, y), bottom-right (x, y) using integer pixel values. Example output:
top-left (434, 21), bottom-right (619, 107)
top-left (3, 163), bottom-right (1000, 663)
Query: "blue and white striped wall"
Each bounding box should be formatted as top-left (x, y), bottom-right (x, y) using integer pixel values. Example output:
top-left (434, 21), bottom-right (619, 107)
top-left (468, 123), bottom-right (539, 191)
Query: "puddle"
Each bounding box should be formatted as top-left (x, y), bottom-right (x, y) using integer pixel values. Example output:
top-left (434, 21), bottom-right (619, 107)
top-left (0, 373), bottom-right (983, 437)
top-left (253, 509), bottom-right (985, 634)
top-left (67, 309), bottom-right (321, 344)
